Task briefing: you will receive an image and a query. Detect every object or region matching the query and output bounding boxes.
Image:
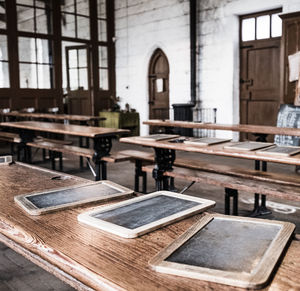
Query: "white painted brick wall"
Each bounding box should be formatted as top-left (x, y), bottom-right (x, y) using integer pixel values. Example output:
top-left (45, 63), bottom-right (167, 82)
top-left (115, 0), bottom-right (190, 135)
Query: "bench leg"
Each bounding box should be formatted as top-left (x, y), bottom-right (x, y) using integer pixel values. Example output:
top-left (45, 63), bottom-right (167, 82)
top-left (250, 161), bottom-right (272, 217)
top-left (101, 161), bottom-right (107, 180)
top-left (224, 188), bottom-right (238, 216)
top-left (95, 161), bottom-right (101, 181)
top-left (59, 153), bottom-right (63, 171)
top-left (134, 160), bottom-right (148, 193)
top-left (50, 151), bottom-right (56, 170)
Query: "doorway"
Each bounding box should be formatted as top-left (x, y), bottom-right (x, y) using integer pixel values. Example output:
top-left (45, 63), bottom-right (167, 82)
top-left (148, 49), bottom-right (170, 120)
top-left (240, 9), bottom-right (282, 141)
top-left (66, 45), bottom-right (92, 115)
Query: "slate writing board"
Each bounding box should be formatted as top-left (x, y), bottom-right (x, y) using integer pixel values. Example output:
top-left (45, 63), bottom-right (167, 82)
top-left (224, 141), bottom-right (273, 151)
top-left (184, 137), bottom-right (231, 146)
top-left (78, 191), bottom-right (215, 238)
top-left (256, 145), bottom-right (300, 156)
top-left (138, 134), bottom-right (179, 141)
top-left (149, 214), bottom-right (295, 289)
top-left (14, 181), bottom-right (134, 215)
top-left (275, 104), bottom-right (300, 146)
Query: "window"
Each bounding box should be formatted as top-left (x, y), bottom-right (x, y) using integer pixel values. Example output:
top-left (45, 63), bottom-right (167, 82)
top-left (97, 0), bottom-right (107, 42)
top-left (99, 46), bottom-right (108, 90)
top-left (17, 0), bottom-right (53, 89)
top-left (0, 1), bottom-right (9, 88)
top-left (16, 0), bottom-right (53, 34)
top-left (241, 9), bottom-right (282, 41)
top-left (18, 37), bottom-right (53, 88)
top-left (61, 0), bottom-right (90, 40)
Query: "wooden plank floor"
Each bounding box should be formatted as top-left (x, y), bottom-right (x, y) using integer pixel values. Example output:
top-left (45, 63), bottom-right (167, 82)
top-left (0, 139), bottom-right (299, 290)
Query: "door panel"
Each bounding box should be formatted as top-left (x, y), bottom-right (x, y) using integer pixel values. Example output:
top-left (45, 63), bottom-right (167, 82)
top-left (240, 39), bottom-right (281, 141)
top-left (148, 49), bottom-right (170, 122)
top-left (66, 45), bottom-right (92, 115)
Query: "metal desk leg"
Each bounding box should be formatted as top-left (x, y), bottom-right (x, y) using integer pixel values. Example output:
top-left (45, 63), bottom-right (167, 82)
top-left (92, 136), bottom-right (112, 181)
top-left (152, 148), bottom-right (176, 191)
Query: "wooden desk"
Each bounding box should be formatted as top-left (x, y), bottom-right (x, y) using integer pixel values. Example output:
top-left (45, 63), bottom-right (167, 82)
top-left (0, 121), bottom-right (129, 179)
top-left (0, 162), bottom-right (299, 290)
top-left (0, 112), bottom-right (105, 125)
top-left (144, 120), bottom-right (300, 137)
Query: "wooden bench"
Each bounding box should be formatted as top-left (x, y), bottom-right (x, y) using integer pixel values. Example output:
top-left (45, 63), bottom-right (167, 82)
top-left (27, 140), bottom-right (131, 179)
top-left (142, 164), bottom-right (300, 215)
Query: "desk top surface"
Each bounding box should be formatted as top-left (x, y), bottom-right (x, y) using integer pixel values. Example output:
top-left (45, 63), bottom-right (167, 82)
top-left (0, 121), bottom-right (129, 138)
top-left (120, 136), bottom-right (300, 166)
top-left (0, 162), bottom-right (299, 291)
top-left (144, 120), bottom-right (300, 137)
top-left (1, 112), bottom-right (105, 122)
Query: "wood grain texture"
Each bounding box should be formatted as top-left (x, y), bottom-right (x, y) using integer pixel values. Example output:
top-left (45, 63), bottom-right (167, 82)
top-left (144, 120), bottom-right (300, 137)
top-left (0, 112), bottom-right (105, 122)
top-left (120, 137), bottom-right (300, 166)
top-left (0, 121), bottom-right (129, 138)
top-left (149, 214), bottom-right (295, 289)
top-left (0, 163), bottom-right (299, 290)
top-left (142, 165), bottom-right (300, 202)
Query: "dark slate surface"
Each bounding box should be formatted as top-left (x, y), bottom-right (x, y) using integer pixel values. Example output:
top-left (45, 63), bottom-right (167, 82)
top-left (166, 218), bottom-right (281, 273)
top-left (275, 104), bottom-right (300, 146)
top-left (92, 195), bottom-right (201, 229)
top-left (27, 183), bottom-right (122, 209)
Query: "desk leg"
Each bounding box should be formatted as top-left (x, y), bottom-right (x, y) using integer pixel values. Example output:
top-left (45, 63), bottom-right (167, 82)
top-left (18, 130), bottom-right (35, 163)
top-left (152, 148), bottom-right (176, 191)
top-left (92, 137), bottom-right (112, 181)
top-left (250, 160), bottom-right (272, 217)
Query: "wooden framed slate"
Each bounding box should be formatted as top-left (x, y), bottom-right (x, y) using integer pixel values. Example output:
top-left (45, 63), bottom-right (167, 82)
top-left (78, 191), bottom-right (215, 238)
top-left (224, 141), bottom-right (273, 151)
top-left (256, 145), bottom-right (300, 156)
top-left (184, 137), bottom-right (231, 146)
top-left (0, 155), bottom-right (12, 165)
top-left (149, 214), bottom-right (295, 289)
top-left (137, 134), bottom-right (179, 141)
top-left (14, 181), bottom-right (134, 216)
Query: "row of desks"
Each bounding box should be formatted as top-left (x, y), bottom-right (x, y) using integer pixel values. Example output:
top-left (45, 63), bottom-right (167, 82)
top-left (0, 162), bottom-right (299, 290)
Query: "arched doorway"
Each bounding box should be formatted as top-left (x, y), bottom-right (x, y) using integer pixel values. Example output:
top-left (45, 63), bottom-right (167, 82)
top-left (148, 49), bottom-right (170, 120)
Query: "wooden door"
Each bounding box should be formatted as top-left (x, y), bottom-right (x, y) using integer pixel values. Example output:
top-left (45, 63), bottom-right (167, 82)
top-left (240, 10), bottom-right (282, 141)
top-left (66, 45), bottom-right (92, 115)
top-left (148, 49), bottom-right (169, 120)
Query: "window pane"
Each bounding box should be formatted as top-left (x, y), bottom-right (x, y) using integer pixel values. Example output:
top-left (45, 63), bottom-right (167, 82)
top-left (19, 37), bottom-right (36, 62)
top-left (61, 0), bottom-right (75, 13)
top-left (77, 0), bottom-right (89, 16)
top-left (242, 18), bottom-right (255, 41)
top-left (78, 49), bottom-right (87, 67)
top-left (271, 14), bottom-right (282, 37)
top-left (98, 0), bottom-right (106, 19)
top-left (99, 68), bottom-right (108, 90)
top-left (0, 62), bottom-right (9, 88)
top-left (37, 64), bottom-right (52, 88)
top-left (36, 38), bottom-right (52, 64)
top-left (20, 63), bottom-right (37, 88)
top-left (17, 5), bottom-right (34, 32)
top-left (99, 46), bottom-right (108, 67)
top-left (68, 49), bottom-right (78, 68)
top-left (77, 16), bottom-right (90, 39)
top-left (36, 8), bottom-right (52, 34)
top-left (98, 20), bottom-right (107, 42)
top-left (257, 15), bottom-right (270, 39)
top-left (0, 0), bottom-right (6, 29)
top-left (79, 68), bottom-right (88, 89)
top-left (36, 0), bottom-right (52, 9)
top-left (61, 13), bottom-right (76, 38)
top-left (69, 68), bottom-right (78, 90)
top-left (16, 0), bottom-right (33, 5)
top-left (0, 35), bottom-right (8, 61)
